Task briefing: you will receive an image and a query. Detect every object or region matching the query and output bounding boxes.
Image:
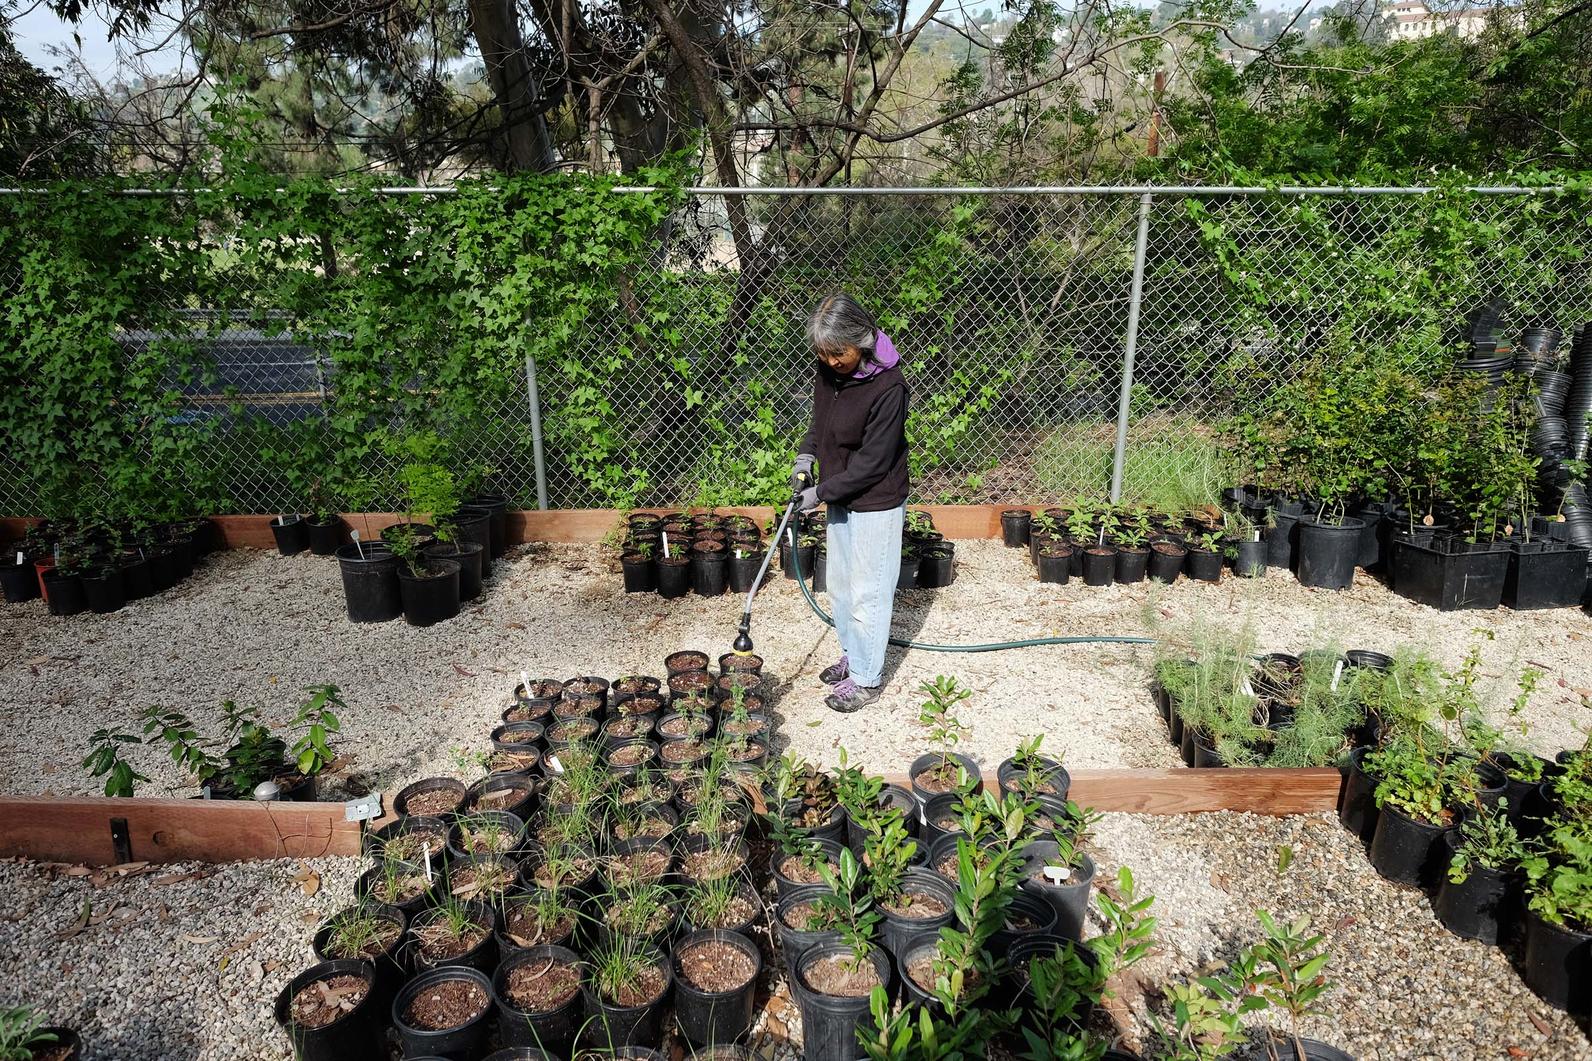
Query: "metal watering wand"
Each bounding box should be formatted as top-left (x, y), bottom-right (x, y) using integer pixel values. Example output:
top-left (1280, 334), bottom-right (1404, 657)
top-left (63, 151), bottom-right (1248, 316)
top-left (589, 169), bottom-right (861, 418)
top-left (731, 470), bottom-right (811, 657)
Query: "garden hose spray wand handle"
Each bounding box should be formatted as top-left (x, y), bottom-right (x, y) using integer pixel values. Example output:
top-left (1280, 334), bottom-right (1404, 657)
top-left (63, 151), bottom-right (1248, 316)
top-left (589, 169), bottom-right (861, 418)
top-left (732, 471), bottom-right (809, 655)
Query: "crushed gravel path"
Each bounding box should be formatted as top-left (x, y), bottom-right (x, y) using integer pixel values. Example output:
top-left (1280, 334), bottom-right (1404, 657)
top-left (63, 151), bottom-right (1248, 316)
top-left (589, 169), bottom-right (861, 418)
top-left (0, 541), bottom-right (1588, 798)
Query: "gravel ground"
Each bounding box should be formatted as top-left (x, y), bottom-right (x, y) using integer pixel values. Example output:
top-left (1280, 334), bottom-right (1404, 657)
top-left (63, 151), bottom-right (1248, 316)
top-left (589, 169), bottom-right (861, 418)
top-left (0, 541), bottom-right (1589, 797)
top-left (1, 539), bottom-right (1591, 1058)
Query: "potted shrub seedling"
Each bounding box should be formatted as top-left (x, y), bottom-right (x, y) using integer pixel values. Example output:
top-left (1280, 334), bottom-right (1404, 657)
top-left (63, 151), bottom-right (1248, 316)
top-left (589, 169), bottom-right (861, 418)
top-left (998, 735), bottom-right (1070, 798)
top-left (1364, 729), bottom-right (1464, 888)
top-left (1019, 800), bottom-right (1101, 940)
top-left (854, 793), bottom-right (953, 964)
top-left (384, 432), bottom-right (465, 624)
top-left (1434, 800), bottom-right (1524, 944)
top-left (304, 476), bottom-right (346, 556)
top-left (909, 676), bottom-right (982, 799)
top-left (1114, 509), bottom-right (1152, 583)
top-left (656, 538), bottom-right (691, 599)
top-left (1248, 911), bottom-right (1352, 1061)
top-left (792, 852), bottom-right (893, 1061)
top-left (331, 474), bottom-right (403, 623)
top-left (1518, 821), bottom-right (1592, 1011)
top-left (1225, 509), bottom-right (1267, 578)
top-left (620, 534), bottom-right (657, 594)
top-left (1184, 527), bottom-right (1225, 583)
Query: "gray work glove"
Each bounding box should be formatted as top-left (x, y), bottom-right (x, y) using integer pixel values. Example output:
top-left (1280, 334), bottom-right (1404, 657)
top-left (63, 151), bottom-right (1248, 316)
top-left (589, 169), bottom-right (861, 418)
top-left (796, 485), bottom-right (820, 512)
top-left (791, 453), bottom-right (815, 492)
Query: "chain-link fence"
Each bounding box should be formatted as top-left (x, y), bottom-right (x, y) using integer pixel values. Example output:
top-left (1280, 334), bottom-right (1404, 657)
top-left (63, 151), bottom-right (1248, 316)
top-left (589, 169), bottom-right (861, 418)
top-left (4, 185), bottom-right (1591, 515)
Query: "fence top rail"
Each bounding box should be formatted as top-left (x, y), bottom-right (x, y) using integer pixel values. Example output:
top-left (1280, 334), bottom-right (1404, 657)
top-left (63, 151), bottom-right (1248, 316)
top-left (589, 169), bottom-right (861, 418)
top-left (0, 183), bottom-right (1574, 197)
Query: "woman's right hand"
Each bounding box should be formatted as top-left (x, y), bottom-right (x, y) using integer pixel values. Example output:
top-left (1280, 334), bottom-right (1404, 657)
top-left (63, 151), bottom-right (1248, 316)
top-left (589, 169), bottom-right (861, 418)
top-left (791, 453), bottom-right (815, 490)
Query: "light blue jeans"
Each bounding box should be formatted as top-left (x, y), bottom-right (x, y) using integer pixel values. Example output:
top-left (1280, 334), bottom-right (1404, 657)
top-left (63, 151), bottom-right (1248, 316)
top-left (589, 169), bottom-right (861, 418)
top-left (824, 503), bottom-right (904, 688)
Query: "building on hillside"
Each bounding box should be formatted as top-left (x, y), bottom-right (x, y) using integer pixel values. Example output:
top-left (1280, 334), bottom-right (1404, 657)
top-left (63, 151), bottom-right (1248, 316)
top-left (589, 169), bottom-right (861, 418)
top-left (1383, 1), bottom-right (1516, 40)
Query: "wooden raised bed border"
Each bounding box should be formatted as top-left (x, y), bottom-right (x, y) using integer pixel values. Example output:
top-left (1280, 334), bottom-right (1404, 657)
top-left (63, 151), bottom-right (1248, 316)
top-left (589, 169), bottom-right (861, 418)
top-left (0, 768), bottom-right (1341, 866)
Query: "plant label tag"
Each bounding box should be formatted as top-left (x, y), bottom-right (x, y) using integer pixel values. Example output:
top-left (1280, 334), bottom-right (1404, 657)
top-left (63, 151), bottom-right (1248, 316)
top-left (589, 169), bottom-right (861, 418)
top-left (1240, 676), bottom-right (1255, 698)
top-left (662, 531), bottom-right (670, 556)
top-left (547, 755), bottom-right (564, 775)
top-left (519, 671), bottom-right (532, 699)
top-left (343, 793), bottom-right (382, 822)
top-left (422, 844), bottom-right (434, 883)
top-left (1043, 865), bottom-right (1071, 884)
top-left (1253, 530), bottom-right (1261, 542)
top-left (1331, 659), bottom-right (1345, 692)
top-left (14, 552), bottom-right (22, 566)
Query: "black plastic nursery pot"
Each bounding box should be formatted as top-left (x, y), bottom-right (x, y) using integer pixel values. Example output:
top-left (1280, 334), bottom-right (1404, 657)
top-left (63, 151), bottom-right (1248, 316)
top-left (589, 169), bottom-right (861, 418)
top-left (1337, 747), bottom-right (1380, 845)
top-left (466, 493), bottom-right (511, 559)
top-left (791, 943), bottom-right (894, 1061)
top-left (271, 515), bottom-right (310, 556)
top-left (1081, 547), bottom-right (1116, 587)
top-left (1019, 844), bottom-right (1096, 941)
top-left (1231, 539), bottom-right (1267, 578)
top-left (274, 959), bottom-right (380, 1061)
top-left (672, 929), bottom-right (763, 1045)
top-left (119, 553), bottom-right (154, 600)
top-left (1037, 547), bottom-right (1072, 585)
top-left (1368, 803), bottom-right (1454, 889)
top-left (0, 559), bottom-right (39, 603)
top-left (774, 885), bottom-right (843, 968)
top-left (28, 1029), bottom-right (80, 1061)
top-left (336, 543), bottom-right (402, 623)
top-left (1115, 546), bottom-right (1149, 584)
top-left (621, 552), bottom-right (657, 593)
top-left (1184, 548), bottom-right (1222, 583)
top-left (690, 549), bottom-right (729, 597)
top-left (581, 949), bottom-right (672, 1049)
top-left (878, 869), bottom-right (957, 964)
top-left (727, 550), bottom-right (765, 593)
top-left (42, 568), bottom-right (86, 617)
top-left (1147, 542), bottom-right (1185, 583)
top-left (1390, 536), bottom-right (1509, 611)
top-left (1353, 503), bottom-right (1388, 570)
top-left (455, 507), bottom-right (495, 577)
top-left (990, 891), bottom-right (1060, 955)
top-left (80, 567), bottom-right (125, 613)
top-left (392, 966), bottom-right (495, 1060)
top-left (1001, 509), bottom-right (1032, 547)
top-left (1295, 515), bottom-right (1364, 590)
top-left (656, 558), bottom-right (691, 599)
top-left (918, 543), bottom-right (956, 588)
top-left (909, 752), bottom-right (983, 804)
top-left (306, 516), bottom-right (344, 556)
top-left (811, 550), bottom-right (828, 593)
top-left (1432, 831), bottom-right (1515, 945)
top-left (423, 541), bottom-right (484, 602)
top-left (897, 550), bottom-right (920, 590)
top-left (492, 944), bottom-right (585, 1051)
top-left (1267, 507), bottom-right (1301, 570)
top-left (782, 539), bottom-right (817, 581)
top-left (1521, 907), bottom-right (1592, 1014)
top-left (311, 905), bottom-right (408, 1013)
top-left (398, 559), bottom-right (462, 627)
top-left (1503, 541), bottom-right (1590, 609)
top-left (996, 754), bottom-right (1071, 800)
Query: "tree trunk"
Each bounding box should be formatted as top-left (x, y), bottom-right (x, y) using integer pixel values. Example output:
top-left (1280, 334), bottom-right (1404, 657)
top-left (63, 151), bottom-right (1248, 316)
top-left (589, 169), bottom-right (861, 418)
top-left (467, 0), bottom-right (556, 172)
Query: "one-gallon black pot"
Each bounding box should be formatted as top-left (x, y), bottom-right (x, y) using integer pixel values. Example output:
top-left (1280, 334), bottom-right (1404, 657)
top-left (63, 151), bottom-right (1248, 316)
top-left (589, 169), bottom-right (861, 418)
top-left (672, 929), bottom-right (763, 1046)
top-left (897, 552), bottom-right (920, 590)
top-left (1147, 543), bottom-right (1185, 583)
top-left (1338, 747), bottom-right (1380, 845)
top-left (1081, 548), bottom-right (1116, 587)
top-left (398, 559), bottom-right (462, 627)
top-left (393, 966), bottom-right (494, 1059)
top-left (274, 958), bottom-right (380, 1061)
top-left (656, 558), bottom-right (690, 599)
top-left (1432, 831), bottom-right (1515, 945)
top-left (466, 493), bottom-right (512, 559)
top-left (782, 540), bottom-right (816, 581)
top-left (728, 551), bottom-right (764, 593)
top-left (1296, 516), bottom-right (1365, 590)
top-left (1354, 504), bottom-right (1387, 570)
top-left (424, 541), bottom-right (484, 602)
top-left (791, 943), bottom-right (893, 1061)
top-left (1037, 549), bottom-right (1071, 584)
top-left (690, 551), bottom-right (729, 596)
top-left (1368, 803), bottom-right (1453, 888)
top-left (773, 885), bottom-right (843, 969)
top-left (0, 560), bottom-right (39, 603)
top-left (1268, 509), bottom-right (1301, 570)
top-left (580, 953), bottom-right (671, 1048)
top-left (42, 569), bottom-right (86, 617)
top-left (621, 553), bottom-right (657, 593)
top-left (455, 507), bottom-right (496, 577)
top-left (81, 567), bottom-right (126, 614)
top-left (918, 544), bottom-right (955, 588)
top-left (1185, 548), bottom-right (1223, 583)
top-left (271, 516), bottom-right (310, 557)
top-left (1001, 510), bottom-right (1032, 547)
top-left (1232, 539), bottom-right (1267, 578)
top-left (119, 554), bottom-right (155, 600)
top-left (878, 869), bottom-right (957, 965)
top-left (1521, 907), bottom-right (1592, 1014)
top-left (1019, 845), bottom-right (1096, 941)
top-left (811, 550), bottom-right (828, 593)
top-left (493, 945), bottom-right (584, 1050)
top-left (336, 544), bottom-right (402, 623)
top-left (1116, 547), bottom-right (1149, 584)
top-left (306, 517), bottom-right (344, 556)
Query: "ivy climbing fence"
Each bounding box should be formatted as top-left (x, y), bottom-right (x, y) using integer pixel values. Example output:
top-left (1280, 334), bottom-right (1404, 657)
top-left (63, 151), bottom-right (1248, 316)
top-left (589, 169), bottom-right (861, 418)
top-left (2, 182), bottom-right (1590, 518)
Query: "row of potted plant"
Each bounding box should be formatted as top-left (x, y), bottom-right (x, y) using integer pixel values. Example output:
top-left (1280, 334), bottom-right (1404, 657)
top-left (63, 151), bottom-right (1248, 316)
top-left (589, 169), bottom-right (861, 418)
top-left (779, 508), bottom-right (955, 592)
top-left (0, 516), bottom-right (218, 615)
top-left (1336, 641), bottom-right (1592, 1018)
top-left (1000, 503), bottom-right (1266, 588)
top-left (618, 512), bottom-right (771, 598)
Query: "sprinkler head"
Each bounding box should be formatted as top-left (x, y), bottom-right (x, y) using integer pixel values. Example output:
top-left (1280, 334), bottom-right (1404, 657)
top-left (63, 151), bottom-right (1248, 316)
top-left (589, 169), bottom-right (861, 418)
top-left (732, 627), bottom-right (754, 655)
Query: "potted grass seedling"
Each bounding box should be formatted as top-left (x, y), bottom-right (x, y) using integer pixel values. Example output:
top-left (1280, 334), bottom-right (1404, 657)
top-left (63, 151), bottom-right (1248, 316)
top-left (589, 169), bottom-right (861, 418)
top-left (582, 934), bottom-right (672, 1049)
top-left (409, 892), bottom-right (498, 974)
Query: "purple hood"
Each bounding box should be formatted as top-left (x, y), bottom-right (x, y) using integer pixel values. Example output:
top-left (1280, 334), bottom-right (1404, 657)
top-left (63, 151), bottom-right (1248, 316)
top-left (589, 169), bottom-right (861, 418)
top-left (852, 330), bottom-right (901, 379)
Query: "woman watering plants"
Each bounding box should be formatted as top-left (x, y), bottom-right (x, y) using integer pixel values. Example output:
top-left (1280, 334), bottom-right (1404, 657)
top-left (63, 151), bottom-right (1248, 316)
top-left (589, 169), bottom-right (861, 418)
top-left (792, 292), bottom-right (910, 713)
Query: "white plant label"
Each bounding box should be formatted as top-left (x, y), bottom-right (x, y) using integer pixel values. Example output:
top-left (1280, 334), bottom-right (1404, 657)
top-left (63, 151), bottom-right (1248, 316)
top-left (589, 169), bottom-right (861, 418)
top-left (520, 671), bottom-right (532, 698)
top-left (547, 755), bottom-right (564, 775)
top-left (350, 529), bottom-right (365, 559)
top-left (1253, 530), bottom-right (1261, 542)
top-left (662, 531), bottom-right (670, 556)
top-left (422, 844), bottom-right (434, 882)
top-left (1240, 676), bottom-right (1256, 698)
top-left (14, 552), bottom-right (22, 566)
top-left (1043, 865), bottom-right (1071, 884)
top-left (1331, 659), bottom-right (1345, 692)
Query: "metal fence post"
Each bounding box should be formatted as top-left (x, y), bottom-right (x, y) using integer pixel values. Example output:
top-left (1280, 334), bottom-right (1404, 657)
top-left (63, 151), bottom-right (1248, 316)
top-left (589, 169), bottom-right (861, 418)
top-left (1108, 192), bottom-right (1155, 503)
top-left (524, 351), bottom-right (550, 510)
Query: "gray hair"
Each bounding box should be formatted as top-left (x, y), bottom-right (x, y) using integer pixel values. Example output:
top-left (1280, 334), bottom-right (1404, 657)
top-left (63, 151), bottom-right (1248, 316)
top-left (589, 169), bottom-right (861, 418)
top-left (806, 292), bottom-right (878, 359)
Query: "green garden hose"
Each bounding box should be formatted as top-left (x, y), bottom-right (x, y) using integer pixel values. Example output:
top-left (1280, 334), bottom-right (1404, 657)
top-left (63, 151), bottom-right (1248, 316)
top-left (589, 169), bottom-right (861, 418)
top-left (783, 532), bottom-right (1158, 653)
